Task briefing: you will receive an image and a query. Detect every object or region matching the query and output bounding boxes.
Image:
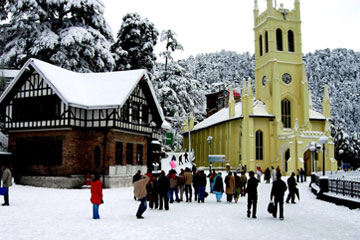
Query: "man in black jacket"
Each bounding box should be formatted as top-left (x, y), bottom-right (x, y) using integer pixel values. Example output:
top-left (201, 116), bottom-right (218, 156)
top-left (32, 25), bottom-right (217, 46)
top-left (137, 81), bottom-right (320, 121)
top-left (157, 171), bottom-right (170, 210)
top-left (246, 171), bottom-right (259, 218)
top-left (286, 172), bottom-right (297, 204)
top-left (271, 172), bottom-right (287, 220)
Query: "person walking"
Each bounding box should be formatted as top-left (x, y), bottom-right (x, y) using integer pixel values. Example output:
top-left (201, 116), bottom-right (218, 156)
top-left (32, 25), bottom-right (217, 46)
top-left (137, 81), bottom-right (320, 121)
top-left (246, 171), bottom-right (259, 218)
top-left (193, 170), bottom-right (199, 201)
top-left (178, 155), bottom-right (183, 165)
top-left (213, 172), bottom-right (224, 202)
top-left (197, 169), bottom-right (207, 203)
top-left (233, 172), bottom-right (241, 203)
top-left (133, 174), bottom-right (150, 219)
top-left (286, 172), bottom-right (297, 204)
top-left (225, 171), bottom-right (235, 203)
top-left (240, 171), bottom-right (247, 197)
top-left (90, 174), bottom-right (103, 219)
top-left (183, 167), bottom-right (193, 202)
top-left (271, 166), bottom-right (276, 182)
top-left (209, 169), bottom-right (217, 193)
top-left (177, 169), bottom-right (185, 201)
top-left (264, 168), bottom-right (271, 183)
top-left (271, 172), bottom-right (287, 220)
top-left (1, 164), bottom-right (12, 206)
top-left (157, 170), bottom-right (170, 210)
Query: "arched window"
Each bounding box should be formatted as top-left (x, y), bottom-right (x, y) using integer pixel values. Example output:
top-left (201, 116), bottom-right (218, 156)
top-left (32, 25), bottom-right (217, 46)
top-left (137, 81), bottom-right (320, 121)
top-left (276, 28), bottom-right (283, 51)
top-left (94, 146), bottom-right (101, 167)
top-left (256, 130), bottom-right (263, 160)
top-left (259, 35), bottom-right (263, 56)
top-left (285, 149), bottom-right (290, 172)
top-left (281, 99), bottom-right (291, 128)
top-left (265, 31), bottom-right (269, 53)
top-left (288, 30), bottom-right (295, 52)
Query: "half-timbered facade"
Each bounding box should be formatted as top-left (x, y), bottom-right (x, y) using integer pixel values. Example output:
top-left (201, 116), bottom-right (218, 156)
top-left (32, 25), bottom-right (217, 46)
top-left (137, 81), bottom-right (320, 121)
top-left (0, 58), bottom-right (165, 188)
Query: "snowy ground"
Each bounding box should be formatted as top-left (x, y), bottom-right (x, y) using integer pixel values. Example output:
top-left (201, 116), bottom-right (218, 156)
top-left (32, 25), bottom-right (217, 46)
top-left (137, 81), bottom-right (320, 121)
top-left (1, 177), bottom-right (359, 240)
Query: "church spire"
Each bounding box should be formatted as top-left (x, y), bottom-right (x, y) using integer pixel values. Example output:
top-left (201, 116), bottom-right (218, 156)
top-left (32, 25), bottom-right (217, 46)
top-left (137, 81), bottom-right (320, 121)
top-left (254, 0), bottom-right (258, 10)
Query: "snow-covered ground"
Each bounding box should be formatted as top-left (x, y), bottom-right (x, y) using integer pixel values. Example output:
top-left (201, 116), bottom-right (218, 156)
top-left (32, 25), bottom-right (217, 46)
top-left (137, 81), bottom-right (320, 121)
top-left (1, 177), bottom-right (359, 240)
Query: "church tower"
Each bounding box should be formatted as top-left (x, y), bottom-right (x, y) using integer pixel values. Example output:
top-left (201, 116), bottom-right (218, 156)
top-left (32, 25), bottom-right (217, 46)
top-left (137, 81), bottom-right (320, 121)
top-left (253, 0), bottom-right (309, 129)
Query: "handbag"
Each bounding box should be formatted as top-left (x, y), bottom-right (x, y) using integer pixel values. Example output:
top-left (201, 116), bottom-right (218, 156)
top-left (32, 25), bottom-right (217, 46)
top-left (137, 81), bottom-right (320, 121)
top-left (267, 201), bottom-right (274, 214)
top-left (0, 187), bottom-right (8, 196)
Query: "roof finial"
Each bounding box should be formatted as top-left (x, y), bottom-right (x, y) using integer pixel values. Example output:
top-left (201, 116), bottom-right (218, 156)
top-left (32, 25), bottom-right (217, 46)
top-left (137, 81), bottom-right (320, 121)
top-left (254, 0), bottom-right (258, 10)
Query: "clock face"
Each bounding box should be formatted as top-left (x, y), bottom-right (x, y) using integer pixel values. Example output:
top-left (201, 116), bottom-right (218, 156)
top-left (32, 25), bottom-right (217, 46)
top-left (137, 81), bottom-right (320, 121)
top-left (262, 76), bottom-right (267, 86)
top-left (282, 73), bottom-right (292, 84)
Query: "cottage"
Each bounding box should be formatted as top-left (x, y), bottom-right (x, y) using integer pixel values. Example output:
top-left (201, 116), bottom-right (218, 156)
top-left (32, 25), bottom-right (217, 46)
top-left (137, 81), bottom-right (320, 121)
top-left (0, 58), bottom-right (165, 188)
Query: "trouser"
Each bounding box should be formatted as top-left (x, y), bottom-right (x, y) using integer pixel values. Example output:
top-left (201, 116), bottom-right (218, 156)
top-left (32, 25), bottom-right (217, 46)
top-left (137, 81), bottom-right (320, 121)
top-left (214, 191), bottom-right (223, 201)
top-left (136, 197), bottom-right (147, 217)
top-left (286, 190), bottom-right (295, 203)
top-left (197, 186), bottom-right (205, 202)
top-left (92, 204), bottom-right (100, 219)
top-left (158, 192), bottom-right (169, 210)
top-left (240, 186), bottom-right (246, 196)
top-left (226, 193), bottom-right (233, 202)
top-left (185, 185), bottom-right (192, 201)
top-left (193, 185), bottom-right (198, 200)
top-left (247, 193), bottom-right (258, 217)
top-left (169, 188), bottom-right (179, 202)
top-left (3, 187), bottom-right (9, 205)
top-left (149, 193), bottom-right (158, 209)
top-left (178, 186), bottom-right (184, 201)
top-left (273, 197), bottom-right (284, 218)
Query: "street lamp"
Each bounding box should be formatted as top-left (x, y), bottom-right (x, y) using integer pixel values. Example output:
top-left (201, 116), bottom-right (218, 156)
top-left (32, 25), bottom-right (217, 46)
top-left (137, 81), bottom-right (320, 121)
top-left (207, 136), bottom-right (213, 171)
top-left (309, 142), bottom-right (316, 173)
top-left (319, 135), bottom-right (329, 176)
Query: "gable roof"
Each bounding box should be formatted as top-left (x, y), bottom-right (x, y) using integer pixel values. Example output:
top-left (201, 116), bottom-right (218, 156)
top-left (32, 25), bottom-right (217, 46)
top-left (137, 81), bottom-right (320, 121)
top-left (0, 58), bottom-right (164, 121)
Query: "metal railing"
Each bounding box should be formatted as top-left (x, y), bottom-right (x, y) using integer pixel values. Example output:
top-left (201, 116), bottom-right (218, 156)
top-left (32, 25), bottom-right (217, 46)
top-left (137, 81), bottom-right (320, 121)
top-left (328, 179), bottom-right (360, 199)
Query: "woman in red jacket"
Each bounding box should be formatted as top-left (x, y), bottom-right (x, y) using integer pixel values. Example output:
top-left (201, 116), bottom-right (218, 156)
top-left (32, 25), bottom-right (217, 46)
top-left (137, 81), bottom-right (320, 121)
top-left (90, 174), bottom-right (103, 219)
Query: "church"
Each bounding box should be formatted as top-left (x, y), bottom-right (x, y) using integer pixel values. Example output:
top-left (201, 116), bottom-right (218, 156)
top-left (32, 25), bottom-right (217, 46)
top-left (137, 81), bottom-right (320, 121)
top-left (183, 0), bottom-right (337, 175)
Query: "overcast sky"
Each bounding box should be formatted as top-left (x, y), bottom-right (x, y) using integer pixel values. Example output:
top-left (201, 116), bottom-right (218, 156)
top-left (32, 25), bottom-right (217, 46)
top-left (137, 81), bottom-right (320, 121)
top-left (102, 0), bottom-right (360, 60)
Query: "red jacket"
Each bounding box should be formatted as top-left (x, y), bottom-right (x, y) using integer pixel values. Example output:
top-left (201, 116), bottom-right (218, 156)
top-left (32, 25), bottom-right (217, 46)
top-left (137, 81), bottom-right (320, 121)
top-left (90, 180), bottom-right (103, 204)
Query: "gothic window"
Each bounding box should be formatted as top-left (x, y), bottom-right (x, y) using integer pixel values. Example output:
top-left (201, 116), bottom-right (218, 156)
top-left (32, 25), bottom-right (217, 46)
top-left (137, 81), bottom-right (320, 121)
top-left (256, 130), bottom-right (263, 160)
top-left (285, 149), bottom-right (290, 172)
top-left (288, 30), bottom-right (295, 52)
top-left (115, 142), bottom-right (123, 165)
top-left (94, 146), bottom-right (101, 167)
top-left (259, 34), bottom-right (263, 56)
top-left (265, 31), bottom-right (269, 53)
top-left (276, 28), bottom-right (283, 51)
top-left (126, 143), bottom-right (133, 165)
top-left (281, 99), bottom-right (291, 128)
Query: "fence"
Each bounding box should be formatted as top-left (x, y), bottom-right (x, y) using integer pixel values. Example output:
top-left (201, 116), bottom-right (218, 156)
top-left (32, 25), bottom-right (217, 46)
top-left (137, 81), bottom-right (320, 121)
top-left (328, 179), bottom-right (360, 199)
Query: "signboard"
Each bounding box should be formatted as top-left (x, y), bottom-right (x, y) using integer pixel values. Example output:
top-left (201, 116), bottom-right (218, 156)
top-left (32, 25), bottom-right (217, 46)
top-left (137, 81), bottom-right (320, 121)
top-left (165, 132), bottom-right (173, 145)
top-left (208, 155), bottom-right (226, 163)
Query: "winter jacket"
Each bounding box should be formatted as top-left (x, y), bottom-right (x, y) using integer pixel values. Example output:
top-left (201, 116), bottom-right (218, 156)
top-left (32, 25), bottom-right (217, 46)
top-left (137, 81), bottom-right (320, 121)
top-left (213, 175), bottom-right (224, 193)
top-left (177, 175), bottom-right (185, 187)
top-left (225, 175), bottom-right (235, 194)
top-left (90, 180), bottom-right (103, 204)
top-left (169, 174), bottom-right (178, 188)
top-left (235, 175), bottom-right (241, 188)
top-left (287, 176), bottom-right (297, 191)
top-left (240, 174), bottom-right (247, 186)
top-left (198, 172), bottom-right (207, 187)
top-left (133, 175), bottom-right (150, 199)
top-left (183, 171), bottom-right (193, 185)
top-left (271, 179), bottom-right (287, 200)
top-left (246, 176), bottom-right (259, 195)
top-left (157, 175), bottom-right (170, 194)
top-left (1, 167), bottom-right (12, 188)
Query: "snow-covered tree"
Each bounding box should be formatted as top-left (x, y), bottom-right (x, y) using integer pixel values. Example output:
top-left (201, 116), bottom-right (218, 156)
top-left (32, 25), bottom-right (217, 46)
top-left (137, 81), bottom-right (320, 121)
top-left (159, 29), bottom-right (183, 80)
top-left (0, 0), bottom-right (114, 72)
top-left (111, 13), bottom-right (158, 73)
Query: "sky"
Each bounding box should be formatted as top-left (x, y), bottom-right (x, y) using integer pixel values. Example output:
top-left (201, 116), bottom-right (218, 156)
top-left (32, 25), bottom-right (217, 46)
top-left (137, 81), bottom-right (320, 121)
top-left (102, 0), bottom-right (360, 60)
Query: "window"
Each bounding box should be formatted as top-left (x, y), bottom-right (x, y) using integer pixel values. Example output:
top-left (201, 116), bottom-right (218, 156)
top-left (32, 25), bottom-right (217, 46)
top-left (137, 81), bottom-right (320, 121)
top-left (276, 29), bottom-right (283, 51)
top-left (285, 149), bottom-right (290, 172)
top-left (126, 143), bottom-right (133, 165)
top-left (281, 99), bottom-right (291, 128)
top-left (12, 95), bottom-right (61, 122)
top-left (121, 102), bottom-right (129, 122)
top-left (94, 146), bottom-right (101, 167)
top-left (142, 105), bottom-right (149, 124)
top-left (16, 137), bottom-right (62, 166)
top-left (132, 102), bottom-right (139, 123)
top-left (265, 31), bottom-right (269, 53)
top-left (256, 130), bottom-right (263, 160)
top-left (259, 35), bottom-right (263, 56)
top-left (288, 30), bottom-right (295, 52)
top-left (115, 142), bottom-right (123, 165)
top-left (136, 144), bottom-right (143, 165)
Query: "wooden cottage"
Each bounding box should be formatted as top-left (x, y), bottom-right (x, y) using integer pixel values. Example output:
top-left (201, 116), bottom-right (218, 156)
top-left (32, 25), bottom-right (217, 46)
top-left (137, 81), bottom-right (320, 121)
top-left (0, 58), bottom-right (165, 188)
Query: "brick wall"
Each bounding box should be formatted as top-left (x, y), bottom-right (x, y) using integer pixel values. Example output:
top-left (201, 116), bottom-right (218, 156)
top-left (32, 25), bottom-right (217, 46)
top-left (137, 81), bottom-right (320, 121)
top-left (8, 128), bottom-right (149, 176)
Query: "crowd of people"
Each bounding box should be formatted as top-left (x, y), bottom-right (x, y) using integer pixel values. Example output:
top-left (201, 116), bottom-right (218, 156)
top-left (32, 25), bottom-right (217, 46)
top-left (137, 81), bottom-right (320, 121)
top-left (120, 165), bottom-right (303, 220)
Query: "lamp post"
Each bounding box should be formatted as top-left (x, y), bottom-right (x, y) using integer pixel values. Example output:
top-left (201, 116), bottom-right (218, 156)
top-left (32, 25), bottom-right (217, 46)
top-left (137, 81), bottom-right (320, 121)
top-left (309, 142), bottom-right (316, 173)
top-left (207, 136), bottom-right (213, 171)
top-left (319, 136), bottom-right (329, 176)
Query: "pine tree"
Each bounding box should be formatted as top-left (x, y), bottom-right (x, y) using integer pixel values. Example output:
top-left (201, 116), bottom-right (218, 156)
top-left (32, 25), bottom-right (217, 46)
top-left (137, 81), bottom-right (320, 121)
top-left (111, 13), bottom-right (158, 73)
top-left (0, 0), bottom-right (114, 72)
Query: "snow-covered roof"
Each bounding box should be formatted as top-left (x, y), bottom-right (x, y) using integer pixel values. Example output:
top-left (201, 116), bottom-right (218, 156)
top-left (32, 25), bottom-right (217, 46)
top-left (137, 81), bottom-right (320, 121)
top-left (192, 100), bottom-right (274, 132)
top-left (309, 109), bottom-right (326, 120)
top-left (0, 59), bottom-right (164, 121)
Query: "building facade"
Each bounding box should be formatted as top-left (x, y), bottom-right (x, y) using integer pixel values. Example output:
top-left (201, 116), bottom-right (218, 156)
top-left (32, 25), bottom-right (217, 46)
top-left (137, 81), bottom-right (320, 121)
top-left (183, 0), bottom-right (336, 175)
top-left (0, 58), bottom-right (164, 187)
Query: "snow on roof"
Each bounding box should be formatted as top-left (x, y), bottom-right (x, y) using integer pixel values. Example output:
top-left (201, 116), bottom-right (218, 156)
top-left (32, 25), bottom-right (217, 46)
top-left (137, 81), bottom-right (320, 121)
top-left (0, 59), bottom-right (164, 121)
top-left (192, 99), bottom-right (274, 132)
top-left (309, 109), bottom-right (326, 120)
